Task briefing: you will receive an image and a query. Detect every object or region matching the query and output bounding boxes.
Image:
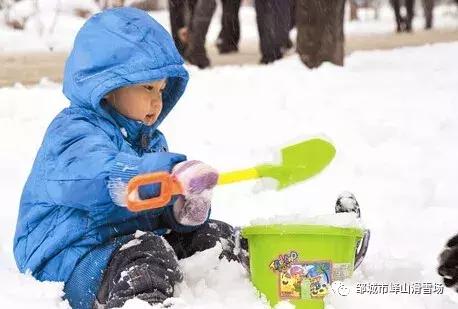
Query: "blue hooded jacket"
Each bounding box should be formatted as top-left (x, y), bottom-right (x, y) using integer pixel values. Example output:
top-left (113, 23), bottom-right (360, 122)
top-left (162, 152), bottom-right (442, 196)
top-left (13, 7), bottom-right (198, 309)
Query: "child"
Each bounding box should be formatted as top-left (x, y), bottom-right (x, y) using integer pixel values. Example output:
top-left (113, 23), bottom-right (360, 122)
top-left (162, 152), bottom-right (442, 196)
top-left (13, 7), bottom-right (240, 309)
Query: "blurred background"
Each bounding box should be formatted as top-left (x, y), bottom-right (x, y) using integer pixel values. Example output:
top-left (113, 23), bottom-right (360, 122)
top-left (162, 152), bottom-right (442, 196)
top-left (1, 0), bottom-right (457, 86)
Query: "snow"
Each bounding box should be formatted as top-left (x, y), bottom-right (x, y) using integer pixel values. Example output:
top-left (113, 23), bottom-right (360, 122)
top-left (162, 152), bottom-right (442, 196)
top-left (250, 213), bottom-right (363, 228)
top-left (344, 4), bottom-right (458, 36)
top-left (120, 238), bottom-right (143, 251)
top-left (0, 270), bottom-right (69, 309)
top-left (1, 41), bottom-right (458, 307)
top-left (1, 3), bottom-right (458, 52)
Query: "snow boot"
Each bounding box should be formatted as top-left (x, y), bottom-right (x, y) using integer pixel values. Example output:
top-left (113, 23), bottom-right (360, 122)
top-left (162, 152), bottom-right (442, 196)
top-left (95, 233), bottom-right (182, 308)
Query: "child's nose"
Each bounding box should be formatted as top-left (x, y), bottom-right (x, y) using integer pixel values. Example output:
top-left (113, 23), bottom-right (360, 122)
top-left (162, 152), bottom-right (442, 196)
top-left (151, 98), bottom-right (163, 111)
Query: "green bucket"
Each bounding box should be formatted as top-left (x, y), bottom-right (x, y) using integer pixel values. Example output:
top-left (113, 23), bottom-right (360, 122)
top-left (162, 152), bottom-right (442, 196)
top-left (242, 224), bottom-right (364, 309)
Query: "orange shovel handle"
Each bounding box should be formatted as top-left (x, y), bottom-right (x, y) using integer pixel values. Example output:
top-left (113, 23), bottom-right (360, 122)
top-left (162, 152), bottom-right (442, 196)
top-left (127, 172), bottom-right (183, 212)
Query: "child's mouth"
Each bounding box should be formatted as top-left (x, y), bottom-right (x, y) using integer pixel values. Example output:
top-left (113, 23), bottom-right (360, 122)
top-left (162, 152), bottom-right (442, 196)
top-left (144, 113), bottom-right (156, 125)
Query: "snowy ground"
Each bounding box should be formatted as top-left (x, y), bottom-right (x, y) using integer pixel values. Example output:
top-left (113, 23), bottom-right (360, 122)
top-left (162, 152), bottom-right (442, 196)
top-left (1, 2), bottom-right (458, 52)
top-left (1, 41), bottom-right (458, 307)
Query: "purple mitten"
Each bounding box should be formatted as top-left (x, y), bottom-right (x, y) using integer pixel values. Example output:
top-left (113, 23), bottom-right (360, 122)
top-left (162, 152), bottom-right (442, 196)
top-left (171, 160), bottom-right (219, 226)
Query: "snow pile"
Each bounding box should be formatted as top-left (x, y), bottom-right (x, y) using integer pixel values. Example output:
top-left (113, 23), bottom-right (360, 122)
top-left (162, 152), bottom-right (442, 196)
top-left (250, 213), bottom-right (363, 228)
top-left (325, 258), bottom-right (458, 309)
top-left (122, 244), bottom-right (295, 309)
top-left (1, 43), bottom-right (458, 308)
top-left (162, 244), bottom-right (266, 309)
top-left (0, 269), bottom-right (69, 308)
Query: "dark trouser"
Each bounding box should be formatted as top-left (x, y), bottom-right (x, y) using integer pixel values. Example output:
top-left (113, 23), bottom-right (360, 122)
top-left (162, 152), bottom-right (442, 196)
top-left (168, 0), bottom-right (194, 55)
top-left (185, 0), bottom-right (216, 68)
top-left (168, 0), bottom-right (216, 68)
top-left (254, 0), bottom-right (292, 63)
top-left (217, 0), bottom-right (241, 52)
top-left (296, 0), bottom-right (346, 68)
top-left (95, 220), bottom-right (242, 308)
top-left (390, 0), bottom-right (415, 32)
top-left (422, 0), bottom-right (434, 29)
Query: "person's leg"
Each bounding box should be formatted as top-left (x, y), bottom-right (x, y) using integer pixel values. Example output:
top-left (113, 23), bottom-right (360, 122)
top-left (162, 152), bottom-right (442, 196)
top-left (273, 0), bottom-right (292, 52)
top-left (422, 0), bottom-right (434, 29)
top-left (405, 0), bottom-right (415, 32)
top-left (390, 0), bottom-right (403, 32)
top-left (96, 233), bottom-right (183, 308)
top-left (185, 0), bottom-right (217, 68)
top-left (185, 0), bottom-right (198, 29)
top-left (217, 0), bottom-right (241, 54)
top-left (296, 0), bottom-right (345, 68)
top-left (168, 0), bottom-right (187, 55)
top-left (289, 0), bottom-right (296, 30)
top-left (164, 219), bottom-right (246, 264)
top-left (255, 0), bottom-right (283, 64)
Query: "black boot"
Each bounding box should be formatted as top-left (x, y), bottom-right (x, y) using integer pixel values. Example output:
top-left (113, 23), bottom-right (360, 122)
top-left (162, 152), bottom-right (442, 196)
top-left (164, 219), bottom-right (246, 263)
top-left (96, 233), bottom-right (183, 308)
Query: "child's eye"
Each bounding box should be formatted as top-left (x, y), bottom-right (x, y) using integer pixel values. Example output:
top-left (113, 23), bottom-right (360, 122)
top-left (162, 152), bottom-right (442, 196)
top-left (143, 85), bottom-right (154, 92)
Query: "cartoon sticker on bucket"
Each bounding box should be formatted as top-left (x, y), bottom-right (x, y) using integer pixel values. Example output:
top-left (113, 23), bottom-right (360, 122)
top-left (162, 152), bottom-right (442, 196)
top-left (270, 251), bottom-right (333, 300)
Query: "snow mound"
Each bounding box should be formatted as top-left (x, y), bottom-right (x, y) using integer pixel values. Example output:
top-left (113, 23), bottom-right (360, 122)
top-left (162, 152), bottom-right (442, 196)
top-left (0, 269), bottom-right (69, 308)
top-left (250, 212), bottom-right (363, 228)
top-left (1, 43), bottom-right (458, 308)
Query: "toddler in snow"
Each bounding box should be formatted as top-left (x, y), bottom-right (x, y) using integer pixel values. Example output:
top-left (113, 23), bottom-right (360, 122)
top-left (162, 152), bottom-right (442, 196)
top-left (14, 7), bottom-right (241, 309)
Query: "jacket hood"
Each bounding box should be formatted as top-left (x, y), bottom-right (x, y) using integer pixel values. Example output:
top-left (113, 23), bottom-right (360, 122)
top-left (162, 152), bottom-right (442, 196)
top-left (63, 7), bottom-right (188, 130)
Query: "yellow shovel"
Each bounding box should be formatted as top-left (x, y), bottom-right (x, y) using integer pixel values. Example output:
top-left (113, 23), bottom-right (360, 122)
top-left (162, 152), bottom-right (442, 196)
top-left (127, 138), bottom-right (336, 212)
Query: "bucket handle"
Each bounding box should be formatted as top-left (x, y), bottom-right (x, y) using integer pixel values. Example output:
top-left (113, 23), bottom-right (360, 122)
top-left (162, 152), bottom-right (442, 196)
top-left (354, 229), bottom-right (370, 270)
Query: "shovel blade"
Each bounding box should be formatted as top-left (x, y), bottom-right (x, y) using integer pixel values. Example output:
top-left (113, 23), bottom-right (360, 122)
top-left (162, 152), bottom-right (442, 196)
top-left (257, 138), bottom-right (336, 189)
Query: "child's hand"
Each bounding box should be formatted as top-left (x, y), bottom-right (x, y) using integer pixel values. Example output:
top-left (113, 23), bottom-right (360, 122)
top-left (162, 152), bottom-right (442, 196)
top-left (171, 160), bottom-right (219, 226)
top-left (438, 234), bottom-right (458, 292)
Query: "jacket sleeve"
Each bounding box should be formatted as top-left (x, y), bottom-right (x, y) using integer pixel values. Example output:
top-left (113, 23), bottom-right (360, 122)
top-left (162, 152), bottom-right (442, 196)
top-left (43, 114), bottom-right (185, 213)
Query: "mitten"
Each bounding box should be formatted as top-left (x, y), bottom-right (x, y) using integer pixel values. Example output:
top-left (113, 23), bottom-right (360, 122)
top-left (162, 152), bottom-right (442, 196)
top-left (171, 160), bottom-right (219, 226)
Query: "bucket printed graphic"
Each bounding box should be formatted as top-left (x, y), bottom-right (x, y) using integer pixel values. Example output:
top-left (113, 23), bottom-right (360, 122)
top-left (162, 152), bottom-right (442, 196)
top-left (270, 251), bottom-right (342, 300)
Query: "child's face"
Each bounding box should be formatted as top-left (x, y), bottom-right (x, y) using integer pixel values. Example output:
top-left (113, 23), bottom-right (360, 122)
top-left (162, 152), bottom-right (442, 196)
top-left (105, 79), bottom-right (167, 126)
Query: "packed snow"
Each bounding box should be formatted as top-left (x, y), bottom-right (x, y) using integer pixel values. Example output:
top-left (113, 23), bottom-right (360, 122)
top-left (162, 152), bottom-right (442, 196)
top-left (1, 1), bottom-right (458, 52)
top-left (250, 213), bottom-right (364, 229)
top-left (1, 41), bottom-right (458, 308)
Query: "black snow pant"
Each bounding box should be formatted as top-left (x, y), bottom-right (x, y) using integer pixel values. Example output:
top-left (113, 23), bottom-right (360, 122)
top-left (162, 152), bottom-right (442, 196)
top-left (216, 0), bottom-right (241, 53)
top-left (94, 220), bottom-right (242, 308)
top-left (390, 0), bottom-right (415, 32)
top-left (254, 0), bottom-right (292, 64)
